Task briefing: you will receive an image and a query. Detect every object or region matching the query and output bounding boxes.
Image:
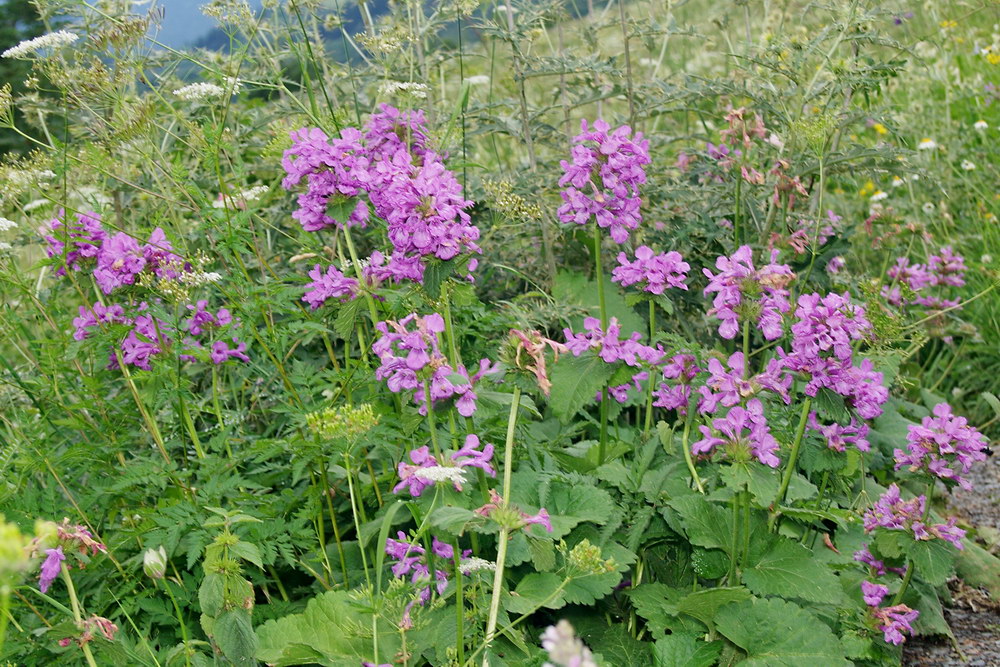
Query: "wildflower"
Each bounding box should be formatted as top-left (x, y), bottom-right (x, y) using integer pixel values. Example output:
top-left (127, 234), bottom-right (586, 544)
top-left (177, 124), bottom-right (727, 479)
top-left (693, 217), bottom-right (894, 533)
top-left (79, 615), bottom-right (118, 644)
top-left (692, 398), bottom-right (781, 467)
top-left (212, 185), bottom-right (268, 209)
top-left (302, 264), bottom-right (359, 309)
top-left (808, 412), bottom-right (870, 452)
top-left (697, 352), bottom-right (791, 414)
top-left (562, 317), bottom-right (665, 367)
top-left (39, 210), bottom-right (107, 275)
top-left (2, 30), bottom-right (78, 58)
top-left (653, 354), bottom-right (699, 412)
top-left (209, 338), bottom-right (250, 364)
top-left (38, 547), bottom-right (65, 593)
top-left (863, 484), bottom-right (966, 549)
top-left (413, 466), bottom-right (467, 489)
top-left (861, 580), bottom-right (889, 606)
top-left (612, 246), bottom-right (690, 294)
top-left (508, 329), bottom-right (568, 397)
top-left (921, 202), bottom-right (935, 213)
top-left (702, 245), bottom-right (795, 340)
top-left (557, 119), bottom-right (651, 244)
top-left (173, 82), bottom-right (226, 101)
top-left (872, 604), bottom-right (919, 645)
top-left (854, 545), bottom-right (906, 577)
top-left (142, 546), bottom-right (167, 579)
top-left (475, 490), bottom-right (553, 533)
top-left (893, 403), bottom-right (987, 490)
top-left (928, 246), bottom-right (966, 287)
top-left (93, 232), bottom-right (146, 294)
top-left (451, 434), bottom-right (496, 477)
top-left (540, 620), bottom-right (598, 667)
top-left (0, 217), bottom-right (16, 231)
top-left (870, 190), bottom-right (888, 202)
top-left (961, 160), bottom-right (976, 171)
top-left (0, 242), bottom-right (11, 252)
top-left (393, 446), bottom-right (438, 497)
top-left (891, 176), bottom-right (905, 188)
top-left (720, 107), bottom-right (767, 149)
top-left (827, 256), bottom-right (845, 274)
top-left (378, 81), bottom-right (429, 99)
top-left (459, 557), bottom-right (495, 574)
top-left (871, 122), bottom-right (888, 135)
top-left (916, 138), bottom-right (937, 151)
top-left (974, 120), bottom-right (988, 131)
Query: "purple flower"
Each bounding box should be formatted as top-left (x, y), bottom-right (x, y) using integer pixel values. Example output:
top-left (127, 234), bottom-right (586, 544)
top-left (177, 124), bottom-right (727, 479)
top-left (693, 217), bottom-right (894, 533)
top-left (383, 530), bottom-right (454, 606)
top-left (826, 256), bottom-right (846, 274)
top-left (94, 232), bottom-right (147, 294)
top-left (893, 403), bottom-right (988, 490)
top-left (562, 317), bottom-right (665, 367)
top-left (302, 264), bottom-right (359, 309)
top-left (72, 303), bottom-right (127, 341)
top-left (557, 119), bottom-right (651, 244)
top-left (702, 245), bottom-right (795, 340)
top-left (183, 300), bottom-right (233, 336)
top-left (393, 446), bottom-right (438, 497)
top-left (790, 292), bottom-right (871, 362)
top-left (653, 354), bottom-right (699, 412)
top-left (887, 257), bottom-right (932, 292)
top-left (697, 352), bottom-right (790, 414)
top-left (39, 210), bottom-right (106, 275)
top-left (692, 398), bottom-right (780, 467)
top-left (863, 484), bottom-right (966, 549)
top-left (451, 434), bottom-right (496, 477)
top-left (807, 412), bottom-right (870, 452)
top-left (861, 580), bottom-right (889, 606)
top-left (210, 338), bottom-right (250, 364)
top-left (142, 228), bottom-right (183, 280)
top-left (523, 508), bottom-right (553, 532)
top-left (612, 246), bottom-right (690, 294)
top-left (872, 604), bottom-right (919, 645)
top-left (38, 547), bottom-right (65, 593)
top-left (928, 246), bottom-right (966, 287)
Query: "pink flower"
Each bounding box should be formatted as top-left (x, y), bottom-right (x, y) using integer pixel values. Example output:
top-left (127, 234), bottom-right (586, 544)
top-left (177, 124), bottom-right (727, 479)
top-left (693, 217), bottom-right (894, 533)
top-left (39, 547), bottom-right (65, 593)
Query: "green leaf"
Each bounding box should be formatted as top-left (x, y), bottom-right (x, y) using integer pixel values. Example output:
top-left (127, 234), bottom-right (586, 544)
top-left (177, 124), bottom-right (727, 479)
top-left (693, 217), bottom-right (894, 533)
top-left (510, 474), bottom-right (614, 539)
top-left (667, 495), bottom-right (733, 553)
top-left (230, 541), bottom-right (263, 570)
top-left (548, 353), bottom-right (616, 424)
top-left (676, 587), bottom-right (752, 631)
top-left (505, 573), bottom-right (566, 614)
top-left (199, 573), bottom-right (225, 617)
top-left (909, 539), bottom-right (956, 586)
top-left (214, 608), bottom-right (258, 665)
top-left (653, 633), bottom-right (723, 667)
top-left (256, 591), bottom-right (400, 666)
top-left (720, 463), bottom-right (780, 507)
top-left (629, 583), bottom-right (682, 630)
top-left (743, 536), bottom-right (845, 604)
top-left (333, 298), bottom-right (363, 339)
top-left (715, 597), bottom-right (850, 666)
top-left (325, 196), bottom-right (358, 226)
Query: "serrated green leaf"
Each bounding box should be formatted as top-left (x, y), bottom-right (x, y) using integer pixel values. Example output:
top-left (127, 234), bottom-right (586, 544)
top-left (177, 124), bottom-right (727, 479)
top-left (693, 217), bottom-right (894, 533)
top-left (199, 573), bottom-right (224, 618)
top-left (230, 541), bottom-right (263, 570)
top-left (742, 537), bottom-right (845, 604)
top-left (214, 608), bottom-right (258, 665)
top-left (715, 597), bottom-right (850, 666)
top-left (676, 587), bottom-right (752, 631)
top-left (653, 633), bottom-right (723, 667)
top-left (548, 353), bottom-right (616, 424)
top-left (667, 495), bottom-right (734, 554)
top-left (909, 538), bottom-right (957, 586)
top-left (505, 573), bottom-right (566, 614)
top-left (333, 298), bottom-right (363, 339)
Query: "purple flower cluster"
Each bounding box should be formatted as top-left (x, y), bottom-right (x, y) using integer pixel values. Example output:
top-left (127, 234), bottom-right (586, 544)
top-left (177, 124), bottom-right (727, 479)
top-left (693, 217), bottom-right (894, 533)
top-left (612, 246), bottom-right (690, 294)
top-left (854, 545), bottom-right (906, 578)
top-left (807, 412), bottom-right (870, 452)
top-left (373, 313), bottom-right (497, 416)
top-left (692, 398), bottom-right (781, 467)
top-left (39, 210), bottom-right (106, 275)
top-left (778, 292), bottom-right (887, 420)
top-left (893, 403), bottom-right (988, 490)
top-left (73, 298), bottom-right (247, 370)
top-left (697, 352), bottom-right (790, 414)
top-left (861, 581), bottom-right (919, 645)
top-left (862, 484), bottom-right (966, 550)
top-left (563, 317), bottom-right (667, 404)
top-left (884, 247), bottom-right (966, 311)
top-left (302, 264), bottom-right (359, 309)
top-left (557, 119), bottom-right (651, 244)
top-left (31, 520), bottom-right (107, 593)
top-left (475, 489), bottom-right (553, 533)
top-left (385, 532), bottom-right (465, 606)
top-left (393, 436), bottom-right (496, 498)
top-left (702, 245), bottom-right (794, 340)
top-left (282, 105), bottom-right (480, 287)
top-left (652, 354), bottom-right (699, 412)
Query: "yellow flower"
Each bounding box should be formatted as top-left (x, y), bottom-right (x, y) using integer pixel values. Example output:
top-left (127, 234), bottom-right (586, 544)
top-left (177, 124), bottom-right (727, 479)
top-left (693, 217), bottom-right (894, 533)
top-left (859, 180), bottom-right (875, 197)
top-left (987, 52), bottom-right (1000, 65)
top-left (940, 20), bottom-right (957, 29)
top-left (872, 122), bottom-right (888, 135)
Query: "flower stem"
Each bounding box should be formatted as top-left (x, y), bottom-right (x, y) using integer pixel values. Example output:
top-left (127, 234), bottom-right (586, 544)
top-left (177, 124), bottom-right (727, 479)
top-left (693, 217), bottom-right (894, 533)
top-left (594, 221), bottom-right (609, 463)
top-left (643, 300), bottom-right (656, 441)
top-left (771, 397), bottom-right (812, 530)
top-left (60, 565), bottom-right (98, 667)
top-left (424, 379), bottom-right (442, 460)
top-left (483, 386), bottom-right (521, 661)
top-left (893, 481), bottom-right (935, 605)
top-left (681, 399), bottom-right (705, 493)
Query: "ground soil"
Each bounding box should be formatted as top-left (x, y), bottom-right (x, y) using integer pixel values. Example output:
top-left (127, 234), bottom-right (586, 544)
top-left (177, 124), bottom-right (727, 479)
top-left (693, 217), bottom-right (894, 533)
top-left (903, 454), bottom-right (1000, 665)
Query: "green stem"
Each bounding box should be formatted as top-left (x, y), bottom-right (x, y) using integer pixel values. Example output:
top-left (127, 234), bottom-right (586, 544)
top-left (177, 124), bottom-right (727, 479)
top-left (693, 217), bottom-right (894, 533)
top-left (893, 481), bottom-right (935, 605)
top-left (321, 464), bottom-right (350, 586)
top-left (60, 565), bottom-right (98, 667)
top-left (594, 221), bottom-right (609, 463)
top-left (680, 399), bottom-right (705, 493)
top-left (771, 398), bottom-right (813, 530)
top-left (483, 386), bottom-right (521, 661)
top-left (643, 300), bottom-right (656, 440)
top-left (423, 380), bottom-right (442, 460)
top-left (453, 537), bottom-right (465, 665)
top-left (160, 580), bottom-right (191, 667)
top-left (728, 494), bottom-right (740, 583)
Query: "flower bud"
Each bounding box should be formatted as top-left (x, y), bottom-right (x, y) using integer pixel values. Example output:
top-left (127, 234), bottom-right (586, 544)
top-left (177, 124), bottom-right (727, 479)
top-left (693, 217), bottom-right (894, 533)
top-left (142, 546), bottom-right (167, 580)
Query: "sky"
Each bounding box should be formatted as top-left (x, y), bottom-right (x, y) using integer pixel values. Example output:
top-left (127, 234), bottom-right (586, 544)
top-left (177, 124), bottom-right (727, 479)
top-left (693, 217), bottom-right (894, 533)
top-left (139, 0), bottom-right (264, 48)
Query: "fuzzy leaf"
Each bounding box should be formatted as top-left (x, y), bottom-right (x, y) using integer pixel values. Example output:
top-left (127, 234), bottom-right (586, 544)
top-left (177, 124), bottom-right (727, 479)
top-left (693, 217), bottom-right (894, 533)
top-left (676, 587), bottom-right (752, 631)
top-left (214, 608), bottom-right (258, 665)
top-left (548, 353), bottom-right (616, 424)
top-left (505, 573), bottom-right (566, 614)
top-left (742, 537), bottom-right (844, 604)
top-left (715, 597), bottom-right (850, 666)
top-left (653, 633), bottom-right (723, 667)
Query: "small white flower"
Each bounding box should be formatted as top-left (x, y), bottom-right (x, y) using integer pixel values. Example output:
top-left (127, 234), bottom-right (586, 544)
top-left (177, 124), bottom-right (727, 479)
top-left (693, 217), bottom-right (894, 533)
top-left (2, 30), bottom-right (78, 59)
top-left (0, 242), bottom-right (12, 251)
top-left (212, 185), bottom-right (268, 208)
top-left (962, 160), bottom-right (976, 171)
top-left (459, 557), bottom-right (496, 575)
top-left (981, 253), bottom-right (993, 264)
top-left (0, 217), bottom-right (17, 232)
top-left (910, 174), bottom-right (920, 181)
top-left (413, 466), bottom-right (466, 486)
top-left (917, 138), bottom-right (938, 151)
top-left (465, 75), bottom-right (490, 86)
top-left (891, 176), bottom-right (905, 188)
top-left (23, 199), bottom-right (49, 212)
top-left (767, 133), bottom-right (784, 150)
top-left (378, 80), bottom-right (429, 99)
top-left (173, 82), bottom-right (226, 101)
top-left (870, 190), bottom-right (888, 202)
top-left (179, 270), bottom-right (223, 287)
top-left (922, 202), bottom-right (936, 213)
top-left (974, 120), bottom-right (989, 131)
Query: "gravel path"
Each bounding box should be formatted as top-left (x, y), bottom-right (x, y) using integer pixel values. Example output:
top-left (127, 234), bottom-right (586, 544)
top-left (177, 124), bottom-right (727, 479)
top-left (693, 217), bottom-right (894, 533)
top-left (903, 454), bottom-right (1000, 665)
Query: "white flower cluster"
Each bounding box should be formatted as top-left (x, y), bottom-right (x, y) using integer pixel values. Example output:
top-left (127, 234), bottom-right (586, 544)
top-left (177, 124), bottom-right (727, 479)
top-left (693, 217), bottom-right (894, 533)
top-left (378, 81), bottom-right (429, 99)
top-left (540, 620), bottom-right (597, 667)
top-left (2, 31), bottom-right (78, 59)
top-left (0, 242), bottom-right (12, 252)
top-left (0, 217), bottom-right (17, 232)
top-left (5, 168), bottom-right (56, 189)
top-left (413, 466), bottom-right (466, 486)
top-left (917, 138), bottom-right (938, 151)
top-left (459, 557), bottom-right (496, 575)
top-left (212, 185), bottom-right (268, 208)
top-left (173, 82), bottom-right (226, 102)
top-left (179, 270), bottom-right (223, 287)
